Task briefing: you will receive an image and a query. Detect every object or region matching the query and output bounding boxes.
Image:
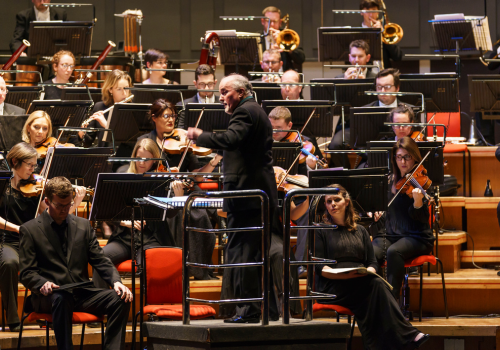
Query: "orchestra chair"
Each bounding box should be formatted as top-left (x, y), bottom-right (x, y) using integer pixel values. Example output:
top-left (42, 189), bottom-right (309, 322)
top-left (312, 304), bottom-right (355, 350)
top-left (17, 288), bottom-right (105, 350)
top-left (383, 255), bottom-right (448, 322)
top-left (133, 247), bottom-right (216, 349)
top-left (443, 143), bottom-right (471, 197)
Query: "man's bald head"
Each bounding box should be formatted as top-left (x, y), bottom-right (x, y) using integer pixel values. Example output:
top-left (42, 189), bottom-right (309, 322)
top-left (0, 76), bottom-right (7, 105)
top-left (281, 70), bottom-right (300, 84)
top-left (280, 70), bottom-right (301, 100)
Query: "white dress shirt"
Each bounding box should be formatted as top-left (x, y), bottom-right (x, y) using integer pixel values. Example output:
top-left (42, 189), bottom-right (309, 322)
top-left (34, 6), bottom-right (50, 21)
top-left (197, 93), bottom-right (215, 104)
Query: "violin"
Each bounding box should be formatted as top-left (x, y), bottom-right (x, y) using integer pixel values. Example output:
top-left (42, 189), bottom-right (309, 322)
top-left (282, 132), bottom-right (323, 165)
top-left (411, 131), bottom-right (426, 142)
top-left (35, 137), bottom-right (75, 158)
top-left (161, 129), bottom-right (212, 156)
top-left (274, 166), bottom-right (308, 192)
top-left (395, 164), bottom-right (432, 200)
top-left (19, 174), bottom-right (94, 198)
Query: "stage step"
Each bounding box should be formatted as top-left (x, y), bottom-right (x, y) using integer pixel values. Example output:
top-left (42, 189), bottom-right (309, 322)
top-left (460, 250), bottom-right (500, 264)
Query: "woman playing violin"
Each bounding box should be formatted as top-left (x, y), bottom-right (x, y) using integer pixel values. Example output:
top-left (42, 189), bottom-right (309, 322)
top-left (0, 143), bottom-right (85, 331)
top-left (139, 98), bottom-right (222, 172)
top-left (21, 110), bottom-right (53, 172)
top-left (371, 137), bottom-right (435, 300)
top-left (43, 50), bottom-right (76, 100)
top-left (387, 104), bottom-right (422, 141)
top-left (72, 69), bottom-right (132, 147)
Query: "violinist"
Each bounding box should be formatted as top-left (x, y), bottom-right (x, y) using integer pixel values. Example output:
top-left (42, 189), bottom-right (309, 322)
top-left (43, 50), bottom-right (76, 100)
top-left (72, 69), bottom-right (132, 147)
top-left (21, 110), bottom-right (52, 172)
top-left (138, 98), bottom-right (222, 172)
top-left (386, 104), bottom-right (421, 141)
top-left (142, 49), bottom-right (179, 85)
top-left (370, 137), bottom-right (435, 300)
top-left (93, 138), bottom-right (178, 288)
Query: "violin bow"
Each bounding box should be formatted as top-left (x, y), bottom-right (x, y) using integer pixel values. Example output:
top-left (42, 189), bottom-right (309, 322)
top-left (156, 132), bottom-right (172, 172)
top-left (292, 108), bottom-right (317, 142)
top-left (177, 108), bottom-right (205, 171)
top-left (412, 113), bottom-right (437, 141)
top-left (387, 150), bottom-right (431, 208)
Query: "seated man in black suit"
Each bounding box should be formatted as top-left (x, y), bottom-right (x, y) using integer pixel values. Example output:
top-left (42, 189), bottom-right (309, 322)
top-left (10, 0), bottom-right (67, 53)
top-left (336, 40), bottom-right (378, 79)
top-left (254, 49), bottom-right (283, 82)
top-left (176, 64), bottom-right (218, 129)
top-left (19, 176), bottom-right (132, 350)
top-left (0, 76), bottom-right (26, 115)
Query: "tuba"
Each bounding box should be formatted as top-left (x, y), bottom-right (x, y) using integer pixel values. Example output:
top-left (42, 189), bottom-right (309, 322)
top-left (379, 0), bottom-right (403, 45)
top-left (275, 14), bottom-right (300, 52)
top-left (199, 32), bottom-right (220, 71)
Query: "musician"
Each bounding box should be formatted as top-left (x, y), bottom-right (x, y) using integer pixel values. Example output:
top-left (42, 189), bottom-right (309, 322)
top-left (10, 0), bottom-right (67, 53)
top-left (0, 76), bottom-right (26, 115)
top-left (73, 69), bottom-right (133, 147)
top-left (21, 110), bottom-right (52, 172)
top-left (254, 49), bottom-right (283, 82)
top-left (336, 40), bottom-right (377, 79)
top-left (139, 98), bottom-right (222, 172)
top-left (176, 64), bottom-right (218, 129)
top-left (19, 176), bottom-right (132, 350)
top-left (142, 49), bottom-right (179, 85)
top-left (260, 6), bottom-right (305, 72)
top-left (187, 74), bottom-right (279, 323)
top-left (314, 184), bottom-right (429, 349)
top-left (280, 69), bottom-right (302, 100)
top-left (359, 0), bottom-right (402, 69)
top-left (43, 50), bottom-right (76, 100)
top-left (385, 104), bottom-right (418, 141)
top-left (370, 137), bottom-right (435, 300)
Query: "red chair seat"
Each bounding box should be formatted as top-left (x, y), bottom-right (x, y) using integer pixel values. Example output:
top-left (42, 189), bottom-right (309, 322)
top-left (27, 312), bottom-right (104, 324)
top-left (116, 260), bottom-right (136, 272)
top-left (312, 303), bottom-right (354, 316)
top-left (381, 255), bottom-right (437, 268)
top-left (443, 144), bottom-right (468, 153)
top-left (198, 182), bottom-right (219, 190)
top-left (143, 304), bottom-right (216, 320)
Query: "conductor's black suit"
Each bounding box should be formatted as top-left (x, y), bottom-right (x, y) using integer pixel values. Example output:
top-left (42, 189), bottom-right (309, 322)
top-left (196, 96), bottom-right (278, 318)
top-left (19, 211), bottom-right (129, 350)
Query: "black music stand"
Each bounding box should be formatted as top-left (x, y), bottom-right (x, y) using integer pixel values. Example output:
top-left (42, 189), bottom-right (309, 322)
top-left (251, 82), bottom-right (283, 103)
top-left (308, 167), bottom-right (389, 213)
top-left (429, 18), bottom-right (489, 54)
top-left (468, 75), bottom-right (500, 119)
top-left (349, 107), bottom-right (393, 148)
top-left (27, 100), bottom-right (93, 129)
top-left (0, 171), bottom-right (13, 198)
top-left (5, 86), bottom-right (43, 111)
top-left (317, 27), bottom-right (382, 62)
top-left (399, 74), bottom-right (459, 112)
top-left (272, 142), bottom-right (301, 175)
top-left (219, 36), bottom-right (261, 73)
top-left (0, 115), bottom-right (29, 152)
top-left (102, 103), bottom-right (152, 144)
top-left (28, 21), bottom-right (93, 60)
top-left (130, 85), bottom-right (196, 106)
top-left (261, 100), bottom-right (334, 137)
top-left (61, 87), bottom-right (102, 104)
top-left (366, 141), bottom-right (444, 186)
top-left (43, 147), bottom-right (114, 188)
top-left (185, 104), bottom-right (230, 132)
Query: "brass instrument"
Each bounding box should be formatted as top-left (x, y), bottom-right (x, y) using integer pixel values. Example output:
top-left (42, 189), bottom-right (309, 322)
top-left (275, 14), bottom-right (300, 52)
top-left (480, 39), bottom-right (500, 67)
top-left (379, 0), bottom-right (403, 45)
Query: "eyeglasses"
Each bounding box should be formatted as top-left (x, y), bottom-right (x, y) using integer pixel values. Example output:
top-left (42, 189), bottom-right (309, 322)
top-left (0, 88), bottom-right (8, 94)
top-left (50, 201), bottom-right (74, 210)
top-left (162, 114), bottom-right (178, 120)
top-left (197, 82), bottom-right (215, 89)
top-left (392, 125), bottom-right (411, 130)
top-left (60, 64), bottom-right (75, 70)
top-left (22, 161), bottom-right (37, 169)
top-left (376, 84), bottom-right (395, 91)
top-left (263, 60), bottom-right (280, 65)
top-left (395, 154), bottom-right (413, 162)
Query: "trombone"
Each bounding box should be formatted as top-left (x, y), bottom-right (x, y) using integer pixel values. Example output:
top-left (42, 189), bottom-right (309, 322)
top-left (273, 14), bottom-right (300, 52)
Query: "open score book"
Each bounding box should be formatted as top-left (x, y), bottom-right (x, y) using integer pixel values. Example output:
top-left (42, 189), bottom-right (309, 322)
top-left (322, 267), bottom-right (393, 290)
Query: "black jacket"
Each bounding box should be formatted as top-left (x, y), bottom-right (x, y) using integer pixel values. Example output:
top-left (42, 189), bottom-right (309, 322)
top-left (10, 7), bottom-right (67, 52)
top-left (19, 211), bottom-right (121, 296)
top-left (196, 97), bottom-right (278, 212)
top-left (2, 103), bottom-right (26, 115)
top-left (260, 32), bottom-right (305, 72)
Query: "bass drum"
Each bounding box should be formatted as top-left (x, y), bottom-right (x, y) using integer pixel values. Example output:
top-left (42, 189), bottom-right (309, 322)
top-left (15, 65), bottom-right (43, 86)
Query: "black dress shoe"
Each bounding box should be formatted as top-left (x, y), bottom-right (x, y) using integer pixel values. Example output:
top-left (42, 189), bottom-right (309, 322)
top-left (224, 314), bottom-right (261, 324)
top-left (414, 334), bottom-right (430, 348)
top-left (8, 323), bottom-right (20, 332)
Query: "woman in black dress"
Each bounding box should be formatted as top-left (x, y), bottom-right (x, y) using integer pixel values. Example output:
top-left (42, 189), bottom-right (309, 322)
top-left (315, 184), bottom-right (429, 349)
top-left (371, 137), bottom-right (435, 299)
top-left (43, 50), bottom-right (76, 100)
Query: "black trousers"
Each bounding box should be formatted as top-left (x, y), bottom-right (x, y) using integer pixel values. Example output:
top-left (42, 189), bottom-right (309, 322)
top-left (32, 288), bottom-right (130, 350)
top-left (0, 243), bottom-right (19, 325)
top-left (372, 236), bottom-right (432, 299)
top-left (226, 208), bottom-right (278, 318)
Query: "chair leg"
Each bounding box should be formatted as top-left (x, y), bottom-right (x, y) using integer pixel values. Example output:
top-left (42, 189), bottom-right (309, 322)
top-left (80, 324), bottom-right (86, 350)
top-left (436, 258), bottom-right (449, 319)
top-left (467, 149), bottom-right (471, 197)
top-left (101, 321), bottom-right (105, 350)
top-left (132, 311), bottom-right (141, 350)
top-left (347, 317), bottom-right (355, 350)
top-left (419, 265), bottom-right (423, 322)
top-left (46, 320), bottom-right (49, 350)
top-left (1, 303), bottom-right (5, 332)
top-left (462, 151), bottom-right (466, 197)
top-left (17, 314), bottom-right (29, 350)
top-left (336, 311), bottom-right (340, 322)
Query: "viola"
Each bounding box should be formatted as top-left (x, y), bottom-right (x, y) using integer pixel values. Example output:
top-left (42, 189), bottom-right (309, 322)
top-left (35, 137), bottom-right (76, 158)
top-left (19, 174), bottom-right (94, 198)
top-left (411, 131), bottom-right (425, 142)
top-left (161, 129), bottom-right (212, 156)
top-left (274, 166), bottom-right (308, 193)
top-left (395, 164), bottom-right (432, 200)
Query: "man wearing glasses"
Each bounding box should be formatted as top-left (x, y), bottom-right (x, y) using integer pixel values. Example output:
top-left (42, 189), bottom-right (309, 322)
top-left (0, 76), bottom-right (26, 115)
top-left (254, 49), bottom-right (283, 82)
top-left (176, 64), bottom-right (218, 129)
top-left (20, 176), bottom-right (132, 350)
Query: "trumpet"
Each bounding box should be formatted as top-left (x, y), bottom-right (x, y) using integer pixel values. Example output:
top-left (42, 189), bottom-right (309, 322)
top-left (81, 94), bottom-right (134, 128)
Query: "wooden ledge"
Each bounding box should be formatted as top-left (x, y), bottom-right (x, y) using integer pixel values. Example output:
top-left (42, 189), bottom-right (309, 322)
top-left (436, 231), bottom-right (467, 246)
top-left (460, 250), bottom-right (500, 263)
top-left (465, 197), bottom-right (500, 209)
top-left (408, 268), bottom-right (500, 289)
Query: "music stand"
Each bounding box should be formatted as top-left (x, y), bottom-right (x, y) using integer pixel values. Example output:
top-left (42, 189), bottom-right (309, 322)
top-left (366, 141), bottom-right (444, 186)
top-left (0, 115), bottom-right (29, 151)
top-left (27, 100), bottom-right (93, 129)
top-left (272, 142), bottom-right (301, 175)
top-left (219, 34), bottom-right (261, 72)
top-left (4, 86), bottom-right (43, 111)
top-left (468, 75), bottom-right (500, 119)
top-left (308, 167), bottom-right (389, 213)
top-left (185, 104), bottom-right (230, 132)
top-left (261, 100), bottom-right (334, 137)
top-left (61, 87), bottom-right (102, 104)
top-left (43, 147), bottom-right (114, 188)
top-left (349, 107), bottom-right (393, 148)
top-left (102, 103), bottom-right (152, 144)
top-left (399, 74), bottom-right (459, 112)
top-left (28, 21), bottom-right (94, 60)
top-left (130, 85), bottom-right (197, 106)
top-left (0, 171), bottom-right (12, 200)
top-left (317, 27), bottom-right (382, 62)
top-left (251, 82), bottom-right (283, 103)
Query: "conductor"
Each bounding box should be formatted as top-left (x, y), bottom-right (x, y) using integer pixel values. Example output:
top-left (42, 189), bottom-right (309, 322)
top-left (187, 74), bottom-right (278, 323)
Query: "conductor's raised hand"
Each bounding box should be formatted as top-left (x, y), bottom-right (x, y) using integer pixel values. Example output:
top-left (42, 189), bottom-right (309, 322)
top-left (187, 127), bottom-right (203, 141)
top-left (40, 281), bottom-right (60, 296)
top-left (113, 282), bottom-right (133, 302)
